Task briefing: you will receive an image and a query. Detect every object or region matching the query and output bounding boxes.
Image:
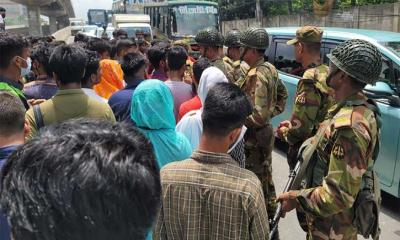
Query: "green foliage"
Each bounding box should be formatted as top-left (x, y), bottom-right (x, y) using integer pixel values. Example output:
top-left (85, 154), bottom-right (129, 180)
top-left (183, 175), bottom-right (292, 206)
top-left (218, 0), bottom-right (398, 21)
top-left (4, 16), bottom-right (28, 26)
top-left (339, 0), bottom-right (397, 8)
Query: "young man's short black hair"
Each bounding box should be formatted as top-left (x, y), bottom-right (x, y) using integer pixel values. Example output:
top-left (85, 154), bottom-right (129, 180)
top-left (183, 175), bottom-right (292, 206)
top-left (30, 42), bottom-right (56, 75)
top-left (116, 39), bottom-right (136, 55)
top-left (82, 50), bottom-right (100, 85)
top-left (147, 46), bottom-right (167, 69)
top-left (152, 40), bottom-right (170, 49)
top-left (49, 44), bottom-right (87, 84)
top-left (114, 29), bottom-right (128, 39)
top-left (0, 118), bottom-right (161, 240)
top-left (27, 36), bottom-right (42, 46)
top-left (193, 58), bottom-right (212, 84)
top-left (74, 33), bottom-right (89, 43)
top-left (50, 40), bottom-right (66, 47)
top-left (0, 7), bottom-right (5, 12)
top-left (202, 82), bottom-right (252, 137)
top-left (0, 91), bottom-right (26, 137)
top-left (121, 52), bottom-right (146, 78)
top-left (88, 38), bottom-right (111, 55)
top-left (167, 46), bottom-right (188, 71)
top-left (0, 32), bottom-right (29, 69)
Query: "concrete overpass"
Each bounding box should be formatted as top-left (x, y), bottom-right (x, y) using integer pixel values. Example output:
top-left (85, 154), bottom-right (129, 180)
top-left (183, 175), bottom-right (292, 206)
top-left (10, 0), bottom-right (75, 35)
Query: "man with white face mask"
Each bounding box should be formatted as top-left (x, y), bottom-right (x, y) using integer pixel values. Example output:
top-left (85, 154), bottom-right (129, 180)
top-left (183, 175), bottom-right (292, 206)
top-left (0, 32), bottom-right (30, 109)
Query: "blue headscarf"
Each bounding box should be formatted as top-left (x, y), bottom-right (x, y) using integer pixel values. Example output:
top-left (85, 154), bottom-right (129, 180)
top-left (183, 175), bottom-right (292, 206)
top-left (131, 80), bottom-right (192, 169)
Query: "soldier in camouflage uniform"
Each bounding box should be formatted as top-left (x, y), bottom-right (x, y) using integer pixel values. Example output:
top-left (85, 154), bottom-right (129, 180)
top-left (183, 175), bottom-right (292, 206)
top-left (195, 28), bottom-right (234, 81)
top-left (277, 39), bottom-right (382, 240)
top-left (277, 26), bottom-right (335, 171)
top-left (236, 28), bottom-right (287, 239)
top-left (223, 29), bottom-right (249, 83)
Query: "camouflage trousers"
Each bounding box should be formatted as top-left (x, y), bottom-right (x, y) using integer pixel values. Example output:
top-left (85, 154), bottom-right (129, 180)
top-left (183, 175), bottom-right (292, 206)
top-left (244, 124), bottom-right (277, 220)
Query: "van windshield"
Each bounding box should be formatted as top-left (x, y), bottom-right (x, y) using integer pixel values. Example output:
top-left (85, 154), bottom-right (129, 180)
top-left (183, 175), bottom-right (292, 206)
top-left (120, 27), bottom-right (151, 38)
top-left (71, 22), bottom-right (84, 26)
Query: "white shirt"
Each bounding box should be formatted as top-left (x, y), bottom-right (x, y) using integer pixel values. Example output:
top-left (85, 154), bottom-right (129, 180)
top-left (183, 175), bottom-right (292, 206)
top-left (82, 88), bottom-right (107, 103)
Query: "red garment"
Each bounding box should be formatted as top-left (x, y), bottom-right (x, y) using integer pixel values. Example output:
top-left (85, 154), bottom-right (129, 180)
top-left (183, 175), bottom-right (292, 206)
top-left (177, 95), bottom-right (202, 122)
top-left (188, 56), bottom-right (196, 63)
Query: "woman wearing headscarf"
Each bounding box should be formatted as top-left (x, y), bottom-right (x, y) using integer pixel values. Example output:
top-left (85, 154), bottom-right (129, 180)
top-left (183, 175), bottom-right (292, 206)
top-left (94, 59), bottom-right (124, 99)
top-left (176, 67), bottom-right (247, 167)
top-left (131, 79), bottom-right (192, 169)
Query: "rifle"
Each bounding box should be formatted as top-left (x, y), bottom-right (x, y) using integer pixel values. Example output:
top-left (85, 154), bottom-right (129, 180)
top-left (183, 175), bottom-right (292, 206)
top-left (269, 160), bottom-right (301, 240)
top-left (269, 105), bottom-right (342, 240)
top-left (269, 102), bottom-right (349, 239)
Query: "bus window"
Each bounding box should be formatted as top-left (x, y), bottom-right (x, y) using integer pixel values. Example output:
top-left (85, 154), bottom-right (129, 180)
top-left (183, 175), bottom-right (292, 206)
top-left (163, 16), bottom-right (166, 34)
top-left (151, 8), bottom-right (154, 26)
top-left (157, 9), bottom-right (160, 28)
top-left (172, 11), bottom-right (177, 33)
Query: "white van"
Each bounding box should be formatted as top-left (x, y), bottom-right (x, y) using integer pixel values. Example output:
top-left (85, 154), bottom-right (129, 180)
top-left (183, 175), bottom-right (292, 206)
top-left (69, 18), bottom-right (85, 35)
top-left (112, 14), bottom-right (153, 40)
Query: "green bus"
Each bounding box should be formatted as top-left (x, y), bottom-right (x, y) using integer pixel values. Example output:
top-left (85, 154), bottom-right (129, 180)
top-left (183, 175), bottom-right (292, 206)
top-left (143, 0), bottom-right (219, 40)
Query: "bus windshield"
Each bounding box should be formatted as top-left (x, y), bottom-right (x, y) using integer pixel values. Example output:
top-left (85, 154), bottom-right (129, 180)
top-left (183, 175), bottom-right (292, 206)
top-left (88, 10), bottom-right (107, 27)
top-left (172, 5), bottom-right (218, 37)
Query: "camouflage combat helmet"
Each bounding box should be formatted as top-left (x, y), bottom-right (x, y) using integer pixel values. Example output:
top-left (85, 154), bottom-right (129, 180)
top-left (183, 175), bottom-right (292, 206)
top-left (327, 39), bottom-right (382, 85)
top-left (239, 27), bottom-right (269, 50)
top-left (195, 27), bottom-right (224, 47)
top-left (224, 29), bottom-right (241, 47)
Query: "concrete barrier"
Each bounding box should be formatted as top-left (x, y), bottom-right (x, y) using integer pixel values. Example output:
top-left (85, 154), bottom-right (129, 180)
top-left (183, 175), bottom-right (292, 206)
top-left (5, 25), bottom-right (30, 35)
top-left (52, 26), bottom-right (72, 42)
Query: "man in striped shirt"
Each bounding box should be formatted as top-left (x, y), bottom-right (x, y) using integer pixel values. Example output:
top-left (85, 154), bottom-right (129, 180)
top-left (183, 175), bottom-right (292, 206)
top-left (154, 82), bottom-right (269, 240)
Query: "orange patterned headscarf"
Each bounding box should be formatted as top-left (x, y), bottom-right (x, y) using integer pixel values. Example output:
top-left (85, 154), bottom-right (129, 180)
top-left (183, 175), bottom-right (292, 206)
top-left (94, 59), bottom-right (124, 99)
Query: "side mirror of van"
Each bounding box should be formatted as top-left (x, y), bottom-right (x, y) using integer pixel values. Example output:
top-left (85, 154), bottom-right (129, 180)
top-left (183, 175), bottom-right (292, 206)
top-left (364, 81), bottom-right (400, 107)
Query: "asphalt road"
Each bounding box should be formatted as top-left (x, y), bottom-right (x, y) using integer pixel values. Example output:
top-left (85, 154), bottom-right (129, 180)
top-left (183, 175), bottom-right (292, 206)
top-left (272, 142), bottom-right (400, 240)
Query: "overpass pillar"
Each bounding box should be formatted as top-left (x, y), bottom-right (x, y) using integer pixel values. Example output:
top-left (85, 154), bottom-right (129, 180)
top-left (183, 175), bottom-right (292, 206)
top-left (27, 5), bottom-right (42, 36)
top-left (49, 17), bottom-right (58, 34)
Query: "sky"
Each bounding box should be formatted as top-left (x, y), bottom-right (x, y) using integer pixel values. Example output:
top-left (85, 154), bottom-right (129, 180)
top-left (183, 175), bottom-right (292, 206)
top-left (71, 0), bottom-right (113, 20)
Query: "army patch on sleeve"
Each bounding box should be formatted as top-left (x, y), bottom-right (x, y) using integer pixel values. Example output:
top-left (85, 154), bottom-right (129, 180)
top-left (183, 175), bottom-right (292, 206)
top-left (295, 92), bottom-right (307, 104)
top-left (332, 144), bottom-right (345, 159)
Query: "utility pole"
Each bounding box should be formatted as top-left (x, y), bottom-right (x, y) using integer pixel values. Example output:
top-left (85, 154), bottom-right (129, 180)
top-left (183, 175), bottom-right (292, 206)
top-left (124, 0), bottom-right (127, 13)
top-left (256, 0), bottom-right (263, 27)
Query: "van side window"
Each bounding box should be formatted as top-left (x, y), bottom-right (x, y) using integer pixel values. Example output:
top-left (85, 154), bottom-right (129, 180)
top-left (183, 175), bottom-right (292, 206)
top-left (379, 60), bottom-right (391, 85)
top-left (392, 62), bottom-right (400, 91)
top-left (274, 42), bottom-right (301, 75)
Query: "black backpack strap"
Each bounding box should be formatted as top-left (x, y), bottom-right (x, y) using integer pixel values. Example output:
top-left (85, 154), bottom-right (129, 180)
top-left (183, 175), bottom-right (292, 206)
top-left (33, 105), bottom-right (44, 130)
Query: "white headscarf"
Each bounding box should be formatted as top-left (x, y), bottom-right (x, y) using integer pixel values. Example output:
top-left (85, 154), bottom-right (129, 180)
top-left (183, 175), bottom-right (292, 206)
top-left (176, 67), bottom-right (246, 152)
top-left (197, 66), bottom-right (228, 105)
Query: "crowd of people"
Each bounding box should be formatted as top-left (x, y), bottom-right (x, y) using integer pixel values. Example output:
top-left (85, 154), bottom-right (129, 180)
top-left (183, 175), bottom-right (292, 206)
top-left (0, 24), bottom-right (383, 240)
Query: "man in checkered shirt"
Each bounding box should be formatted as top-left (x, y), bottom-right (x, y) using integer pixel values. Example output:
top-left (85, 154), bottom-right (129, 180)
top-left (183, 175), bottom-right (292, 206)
top-left (154, 82), bottom-right (269, 240)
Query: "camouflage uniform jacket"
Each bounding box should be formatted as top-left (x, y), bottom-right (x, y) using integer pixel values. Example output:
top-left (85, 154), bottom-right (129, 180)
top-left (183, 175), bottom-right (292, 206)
top-left (286, 64), bottom-right (335, 145)
top-left (295, 92), bottom-right (379, 239)
top-left (212, 58), bottom-right (234, 82)
top-left (236, 57), bottom-right (281, 128)
top-left (274, 71), bottom-right (288, 118)
top-left (183, 58), bottom-right (194, 84)
top-left (223, 56), bottom-right (250, 83)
